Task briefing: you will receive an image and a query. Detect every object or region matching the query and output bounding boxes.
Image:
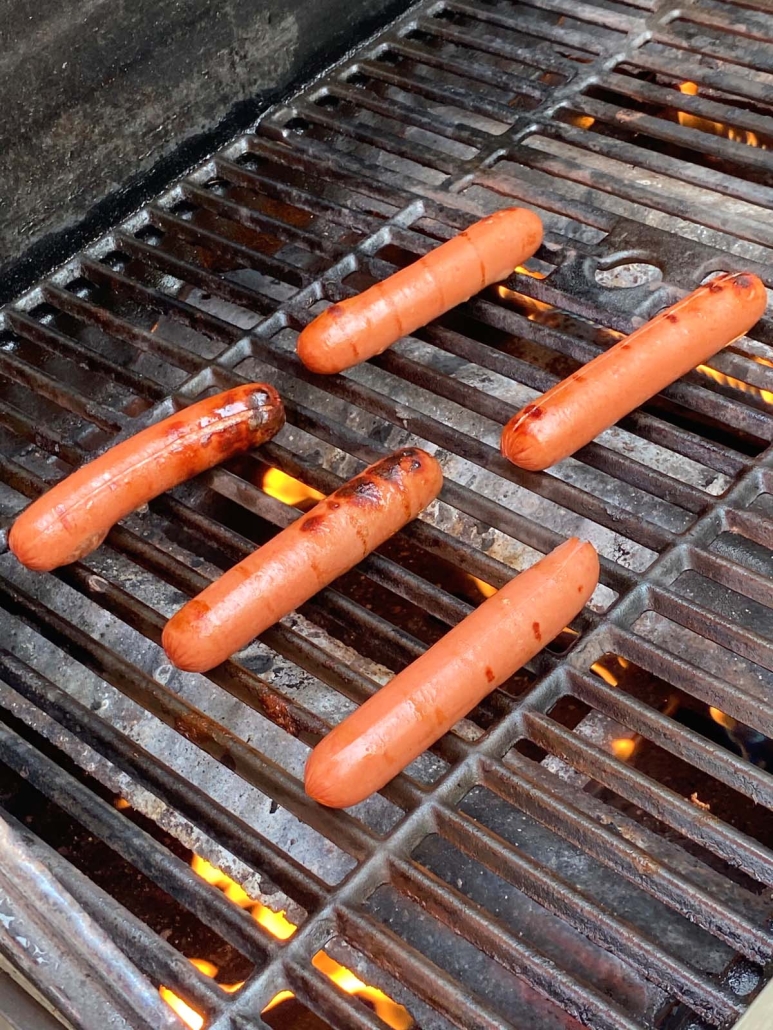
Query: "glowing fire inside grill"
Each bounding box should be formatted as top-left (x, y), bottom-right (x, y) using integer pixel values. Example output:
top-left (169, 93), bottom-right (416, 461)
top-left (470, 576), bottom-right (497, 598)
top-left (262, 467), bottom-right (325, 508)
top-left (567, 113), bottom-right (595, 129)
top-left (591, 661), bottom-right (619, 687)
top-left (676, 82), bottom-right (767, 148)
top-left (611, 737), bottom-right (636, 760)
top-left (514, 265), bottom-right (548, 280)
top-left (496, 285), bottom-right (555, 323)
top-left (709, 706), bottom-right (732, 729)
top-left (696, 364), bottom-right (773, 406)
top-left (159, 856), bottom-right (413, 1029)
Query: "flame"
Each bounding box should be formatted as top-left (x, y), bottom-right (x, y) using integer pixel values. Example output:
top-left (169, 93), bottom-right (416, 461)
top-left (611, 738), bottom-right (636, 760)
top-left (160, 856), bottom-right (414, 1028)
top-left (496, 285), bottom-right (555, 323)
top-left (262, 468), bottom-right (324, 508)
top-left (312, 951), bottom-right (413, 1030)
top-left (709, 706), bottom-right (734, 729)
top-left (697, 364), bottom-right (773, 406)
top-left (591, 661), bottom-right (618, 687)
top-left (160, 985), bottom-right (204, 1030)
top-left (191, 959), bottom-right (219, 978)
top-left (160, 958), bottom-right (245, 1029)
top-left (677, 82), bottom-right (765, 148)
top-left (568, 113), bottom-right (595, 129)
top-left (114, 797), bottom-right (131, 810)
top-left (253, 906), bottom-right (296, 941)
top-left (262, 990), bottom-right (295, 1012)
top-left (190, 855), bottom-right (296, 933)
top-left (470, 576), bottom-right (497, 598)
top-left (514, 265), bottom-right (548, 280)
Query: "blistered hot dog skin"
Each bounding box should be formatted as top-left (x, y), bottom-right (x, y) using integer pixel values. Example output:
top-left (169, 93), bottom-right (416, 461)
top-left (163, 447), bottom-right (443, 673)
top-left (9, 384), bottom-right (285, 573)
top-left (297, 207), bottom-right (544, 374)
top-left (501, 272), bottom-right (767, 472)
top-left (305, 537), bottom-right (599, 808)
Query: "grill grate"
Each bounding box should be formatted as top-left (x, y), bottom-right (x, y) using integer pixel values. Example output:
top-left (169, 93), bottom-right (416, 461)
top-left (1, 0), bottom-right (773, 1027)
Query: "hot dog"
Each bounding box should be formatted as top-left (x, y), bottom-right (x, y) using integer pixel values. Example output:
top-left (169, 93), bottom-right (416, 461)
top-left (501, 272), bottom-right (768, 472)
top-left (163, 447), bottom-right (443, 673)
top-left (9, 384), bottom-right (285, 573)
top-left (297, 207), bottom-right (543, 374)
top-left (305, 537), bottom-right (599, 808)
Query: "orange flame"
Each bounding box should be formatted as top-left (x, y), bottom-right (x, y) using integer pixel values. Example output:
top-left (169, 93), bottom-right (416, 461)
top-left (262, 468), bottom-right (324, 509)
top-left (611, 737), bottom-right (636, 760)
top-left (709, 706), bottom-right (734, 729)
top-left (514, 265), bottom-right (548, 280)
top-left (567, 114), bottom-right (595, 130)
top-left (591, 661), bottom-right (618, 688)
top-left (160, 958), bottom-right (245, 1029)
top-left (160, 856), bottom-right (413, 1028)
top-left (697, 364), bottom-right (773, 406)
top-left (677, 82), bottom-right (765, 148)
top-left (470, 576), bottom-right (497, 598)
top-left (496, 285), bottom-right (555, 323)
top-left (160, 984), bottom-right (204, 1030)
top-left (313, 951), bottom-right (412, 1029)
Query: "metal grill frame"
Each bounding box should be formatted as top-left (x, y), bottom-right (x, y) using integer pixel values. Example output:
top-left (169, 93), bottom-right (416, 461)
top-left (1, 0), bottom-right (773, 1027)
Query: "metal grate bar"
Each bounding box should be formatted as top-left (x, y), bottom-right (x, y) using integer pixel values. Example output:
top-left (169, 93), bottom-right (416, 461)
top-left (3, 308), bottom-right (168, 402)
top-left (0, 722), bottom-right (279, 965)
top-left (389, 857), bottom-right (654, 1030)
top-left (37, 278), bottom-right (234, 375)
top-left (0, 348), bottom-right (126, 432)
top-left (0, 811), bottom-right (232, 1019)
top-left (145, 205), bottom-right (313, 289)
top-left (246, 331), bottom-right (676, 553)
top-left (522, 710), bottom-right (773, 886)
top-left (0, 571), bottom-right (377, 859)
top-left (0, 651), bottom-right (329, 912)
top-left (568, 669), bottom-right (773, 808)
top-left (603, 625), bottom-right (773, 728)
top-left (334, 906), bottom-right (513, 1030)
top-left (110, 233), bottom-right (279, 319)
top-left (482, 755), bottom-right (773, 963)
top-left (431, 804), bottom-right (743, 1025)
top-left (79, 258), bottom-right (244, 345)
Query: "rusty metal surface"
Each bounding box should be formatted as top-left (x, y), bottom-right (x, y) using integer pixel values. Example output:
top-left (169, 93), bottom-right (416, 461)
top-left (0, 811), bottom-right (180, 1030)
top-left (1, 0), bottom-right (773, 1028)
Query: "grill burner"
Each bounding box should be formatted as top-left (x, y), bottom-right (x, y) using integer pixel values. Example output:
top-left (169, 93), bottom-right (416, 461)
top-left (1, 0), bottom-right (773, 1027)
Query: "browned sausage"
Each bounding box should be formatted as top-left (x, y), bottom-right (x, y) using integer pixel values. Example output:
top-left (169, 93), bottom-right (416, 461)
top-left (297, 208), bottom-right (544, 374)
top-left (9, 384), bottom-right (285, 572)
top-left (305, 537), bottom-right (599, 808)
top-left (163, 448), bottom-right (444, 672)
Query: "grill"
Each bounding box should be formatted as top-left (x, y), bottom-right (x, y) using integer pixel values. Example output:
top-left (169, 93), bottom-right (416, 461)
top-left (1, 0), bottom-right (773, 1027)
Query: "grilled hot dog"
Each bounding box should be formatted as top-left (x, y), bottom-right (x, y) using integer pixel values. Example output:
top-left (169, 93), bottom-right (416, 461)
top-left (163, 447), bottom-right (443, 673)
top-left (501, 272), bottom-right (768, 472)
top-left (305, 537), bottom-right (599, 808)
top-left (297, 207), bottom-right (543, 374)
top-left (9, 384), bottom-right (285, 572)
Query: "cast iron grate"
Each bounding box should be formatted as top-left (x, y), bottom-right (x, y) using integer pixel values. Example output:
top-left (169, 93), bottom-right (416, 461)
top-left (1, 0), bottom-right (773, 1028)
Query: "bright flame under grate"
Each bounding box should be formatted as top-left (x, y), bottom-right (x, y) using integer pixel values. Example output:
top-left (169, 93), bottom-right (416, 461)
top-left (159, 856), bottom-right (413, 1029)
top-left (676, 81), bottom-right (767, 148)
top-left (262, 467), bottom-right (324, 508)
top-left (697, 363), bottom-right (773, 407)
